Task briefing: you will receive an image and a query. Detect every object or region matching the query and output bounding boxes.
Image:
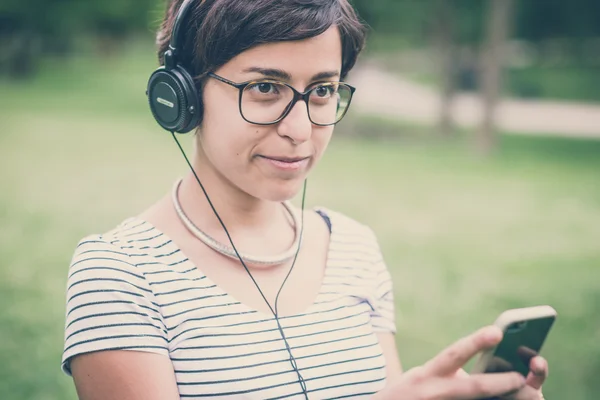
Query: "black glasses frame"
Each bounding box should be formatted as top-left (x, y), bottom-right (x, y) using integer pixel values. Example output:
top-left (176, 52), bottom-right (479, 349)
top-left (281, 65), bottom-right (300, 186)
top-left (207, 72), bottom-right (356, 127)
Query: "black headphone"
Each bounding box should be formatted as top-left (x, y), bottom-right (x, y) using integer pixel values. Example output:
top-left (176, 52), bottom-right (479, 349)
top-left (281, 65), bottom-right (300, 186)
top-left (147, 0), bottom-right (201, 133)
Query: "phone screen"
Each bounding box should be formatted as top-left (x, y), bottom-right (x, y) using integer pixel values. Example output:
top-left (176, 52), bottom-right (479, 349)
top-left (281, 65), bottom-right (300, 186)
top-left (484, 316), bottom-right (556, 376)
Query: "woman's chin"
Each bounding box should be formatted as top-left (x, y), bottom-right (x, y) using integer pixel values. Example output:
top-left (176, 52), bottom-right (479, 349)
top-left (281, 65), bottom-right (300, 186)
top-left (256, 179), bottom-right (307, 203)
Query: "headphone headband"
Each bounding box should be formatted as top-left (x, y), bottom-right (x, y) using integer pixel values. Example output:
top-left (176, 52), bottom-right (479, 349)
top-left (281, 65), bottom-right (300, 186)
top-left (168, 0), bottom-right (197, 60)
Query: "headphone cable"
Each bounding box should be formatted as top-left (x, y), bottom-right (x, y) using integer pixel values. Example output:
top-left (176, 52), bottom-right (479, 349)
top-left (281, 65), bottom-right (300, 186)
top-left (170, 131), bottom-right (309, 398)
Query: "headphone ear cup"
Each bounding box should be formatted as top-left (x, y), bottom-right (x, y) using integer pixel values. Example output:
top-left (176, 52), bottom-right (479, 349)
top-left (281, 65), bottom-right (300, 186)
top-left (147, 66), bottom-right (201, 133)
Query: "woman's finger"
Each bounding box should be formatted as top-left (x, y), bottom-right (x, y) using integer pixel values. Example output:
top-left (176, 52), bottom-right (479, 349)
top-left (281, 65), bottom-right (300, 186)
top-left (424, 326), bottom-right (503, 377)
top-left (525, 356), bottom-right (548, 390)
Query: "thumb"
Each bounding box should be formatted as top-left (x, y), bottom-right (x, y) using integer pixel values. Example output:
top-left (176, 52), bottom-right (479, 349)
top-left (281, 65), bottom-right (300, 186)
top-left (424, 326), bottom-right (503, 377)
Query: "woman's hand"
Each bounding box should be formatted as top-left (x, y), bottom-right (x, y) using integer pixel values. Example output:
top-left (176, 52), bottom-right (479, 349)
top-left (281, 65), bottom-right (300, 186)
top-left (374, 326), bottom-right (528, 400)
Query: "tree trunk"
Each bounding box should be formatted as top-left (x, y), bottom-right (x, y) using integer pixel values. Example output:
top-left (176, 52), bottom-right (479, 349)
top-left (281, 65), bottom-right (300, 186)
top-left (435, 0), bottom-right (457, 137)
top-left (478, 0), bottom-right (515, 154)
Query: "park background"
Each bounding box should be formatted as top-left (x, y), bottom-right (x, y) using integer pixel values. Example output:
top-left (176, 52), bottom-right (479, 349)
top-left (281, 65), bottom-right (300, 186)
top-left (1, 0), bottom-right (599, 399)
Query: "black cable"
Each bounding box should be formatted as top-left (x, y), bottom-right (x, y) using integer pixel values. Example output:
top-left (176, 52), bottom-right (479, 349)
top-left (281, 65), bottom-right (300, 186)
top-left (170, 131), bottom-right (309, 399)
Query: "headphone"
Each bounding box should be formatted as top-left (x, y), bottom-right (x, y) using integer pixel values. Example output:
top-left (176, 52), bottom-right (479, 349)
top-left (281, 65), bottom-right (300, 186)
top-left (147, 0), bottom-right (202, 133)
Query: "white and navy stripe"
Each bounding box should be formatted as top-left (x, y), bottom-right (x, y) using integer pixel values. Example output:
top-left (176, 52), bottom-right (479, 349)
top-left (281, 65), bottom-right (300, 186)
top-left (62, 208), bottom-right (396, 399)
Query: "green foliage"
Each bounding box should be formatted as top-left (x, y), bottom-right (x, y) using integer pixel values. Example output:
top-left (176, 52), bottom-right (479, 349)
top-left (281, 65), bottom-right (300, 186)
top-left (70, 0), bottom-right (178, 39)
top-left (515, 0), bottom-right (600, 40)
top-left (3, 0), bottom-right (600, 52)
top-left (353, 0), bottom-right (432, 40)
top-left (353, 0), bottom-right (600, 45)
top-left (0, 0), bottom-right (160, 35)
top-left (2, 0), bottom-right (599, 78)
top-left (0, 0), bottom-right (163, 77)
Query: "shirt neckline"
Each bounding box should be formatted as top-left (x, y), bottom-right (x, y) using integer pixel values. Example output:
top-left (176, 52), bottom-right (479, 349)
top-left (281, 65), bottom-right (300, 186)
top-left (125, 207), bottom-right (336, 321)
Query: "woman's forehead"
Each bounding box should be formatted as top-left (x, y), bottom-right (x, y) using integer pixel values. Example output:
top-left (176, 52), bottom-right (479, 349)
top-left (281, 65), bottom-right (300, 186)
top-left (220, 27), bottom-right (342, 81)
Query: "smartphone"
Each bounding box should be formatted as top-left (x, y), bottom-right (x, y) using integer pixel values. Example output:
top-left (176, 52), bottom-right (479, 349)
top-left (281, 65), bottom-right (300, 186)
top-left (471, 305), bottom-right (557, 377)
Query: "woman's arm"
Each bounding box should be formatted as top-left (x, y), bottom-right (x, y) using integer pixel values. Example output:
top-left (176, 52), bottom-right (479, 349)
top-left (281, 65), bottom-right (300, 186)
top-left (64, 237), bottom-right (178, 400)
top-left (71, 350), bottom-right (180, 400)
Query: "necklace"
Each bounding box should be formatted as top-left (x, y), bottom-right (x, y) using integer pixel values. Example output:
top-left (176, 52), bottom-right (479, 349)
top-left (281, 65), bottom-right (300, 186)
top-left (171, 178), bottom-right (301, 267)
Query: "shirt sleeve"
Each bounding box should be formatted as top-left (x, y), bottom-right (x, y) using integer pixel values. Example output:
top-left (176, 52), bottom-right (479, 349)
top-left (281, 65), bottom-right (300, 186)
top-left (365, 228), bottom-right (397, 334)
top-left (61, 236), bottom-right (169, 376)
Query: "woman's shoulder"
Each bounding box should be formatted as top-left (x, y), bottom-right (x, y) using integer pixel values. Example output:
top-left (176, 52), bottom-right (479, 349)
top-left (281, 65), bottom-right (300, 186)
top-left (62, 217), bottom-right (171, 376)
top-left (73, 216), bottom-right (151, 247)
top-left (313, 206), bottom-right (380, 241)
top-left (312, 206), bottom-right (384, 262)
top-left (69, 217), bottom-right (169, 272)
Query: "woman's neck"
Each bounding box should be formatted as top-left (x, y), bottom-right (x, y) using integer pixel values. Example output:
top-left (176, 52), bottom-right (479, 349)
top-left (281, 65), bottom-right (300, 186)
top-left (177, 155), bottom-right (290, 238)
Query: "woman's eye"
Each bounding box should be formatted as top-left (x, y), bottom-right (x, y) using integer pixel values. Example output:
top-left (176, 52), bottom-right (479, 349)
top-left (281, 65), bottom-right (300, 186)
top-left (315, 86), bottom-right (331, 97)
top-left (258, 83), bottom-right (273, 93)
top-left (248, 82), bottom-right (278, 95)
top-left (312, 85), bottom-right (336, 98)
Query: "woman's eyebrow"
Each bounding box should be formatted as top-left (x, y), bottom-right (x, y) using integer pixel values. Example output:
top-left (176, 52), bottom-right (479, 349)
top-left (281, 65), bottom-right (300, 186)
top-left (242, 67), bottom-right (291, 81)
top-left (242, 67), bottom-right (340, 82)
top-left (311, 70), bottom-right (340, 81)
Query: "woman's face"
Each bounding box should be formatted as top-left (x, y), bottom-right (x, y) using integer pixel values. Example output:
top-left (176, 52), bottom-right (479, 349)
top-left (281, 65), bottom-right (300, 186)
top-left (198, 26), bottom-right (343, 202)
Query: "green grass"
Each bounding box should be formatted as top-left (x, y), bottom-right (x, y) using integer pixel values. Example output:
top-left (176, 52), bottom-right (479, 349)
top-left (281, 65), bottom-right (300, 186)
top-left (1, 40), bottom-right (600, 399)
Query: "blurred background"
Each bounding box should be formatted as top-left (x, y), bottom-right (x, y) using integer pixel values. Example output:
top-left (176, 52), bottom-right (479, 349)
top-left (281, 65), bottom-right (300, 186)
top-left (1, 0), bottom-right (599, 399)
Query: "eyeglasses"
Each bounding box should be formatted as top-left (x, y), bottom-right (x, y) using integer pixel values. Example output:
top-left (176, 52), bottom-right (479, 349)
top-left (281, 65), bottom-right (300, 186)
top-left (207, 72), bottom-right (356, 126)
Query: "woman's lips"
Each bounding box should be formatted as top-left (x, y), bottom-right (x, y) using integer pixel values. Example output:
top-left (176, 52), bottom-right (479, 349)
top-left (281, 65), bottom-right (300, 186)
top-left (258, 155), bottom-right (311, 171)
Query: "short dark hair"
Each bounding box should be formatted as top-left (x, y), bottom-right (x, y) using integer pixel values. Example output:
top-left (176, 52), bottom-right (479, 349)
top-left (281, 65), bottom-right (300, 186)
top-left (156, 0), bottom-right (367, 82)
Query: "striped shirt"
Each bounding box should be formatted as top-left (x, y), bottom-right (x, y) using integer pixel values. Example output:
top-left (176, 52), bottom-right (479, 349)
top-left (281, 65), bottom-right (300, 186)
top-left (62, 207), bottom-right (396, 399)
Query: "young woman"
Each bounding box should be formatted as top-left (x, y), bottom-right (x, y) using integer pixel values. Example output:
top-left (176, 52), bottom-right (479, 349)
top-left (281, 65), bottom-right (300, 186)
top-left (61, 0), bottom-right (549, 399)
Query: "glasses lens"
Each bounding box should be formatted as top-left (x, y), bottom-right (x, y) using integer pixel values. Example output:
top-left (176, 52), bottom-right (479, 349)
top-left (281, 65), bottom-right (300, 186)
top-left (307, 83), bottom-right (353, 125)
top-left (241, 81), bottom-right (294, 124)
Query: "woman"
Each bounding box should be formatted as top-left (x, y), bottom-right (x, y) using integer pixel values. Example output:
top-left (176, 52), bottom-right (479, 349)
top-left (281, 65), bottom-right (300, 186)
top-left (61, 0), bottom-right (549, 399)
